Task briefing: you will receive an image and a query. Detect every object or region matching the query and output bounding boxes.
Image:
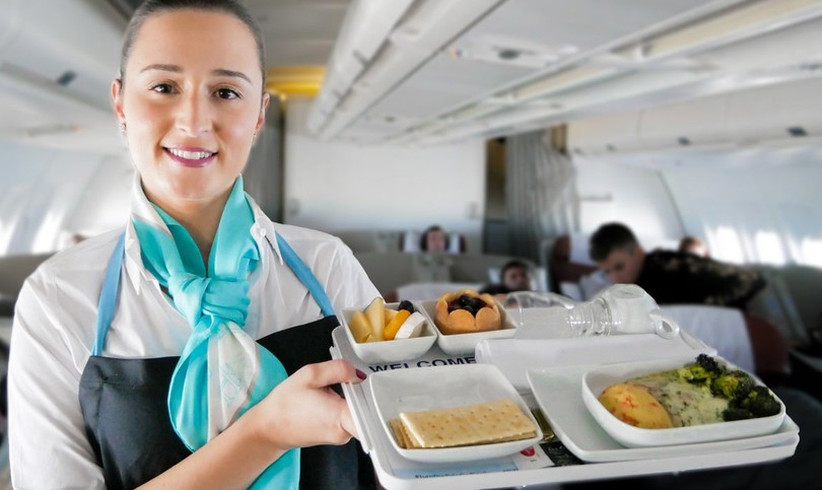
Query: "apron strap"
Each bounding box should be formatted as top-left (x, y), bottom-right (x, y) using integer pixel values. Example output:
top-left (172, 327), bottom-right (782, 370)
top-left (92, 233), bottom-right (126, 356)
top-left (275, 232), bottom-right (335, 317)
top-left (92, 231), bottom-right (335, 354)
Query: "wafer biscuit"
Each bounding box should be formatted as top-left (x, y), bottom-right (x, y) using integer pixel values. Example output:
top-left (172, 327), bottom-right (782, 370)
top-left (389, 418), bottom-right (418, 449)
top-left (397, 398), bottom-right (537, 449)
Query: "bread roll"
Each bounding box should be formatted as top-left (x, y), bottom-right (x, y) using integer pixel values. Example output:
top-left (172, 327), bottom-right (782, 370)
top-left (598, 383), bottom-right (673, 429)
top-left (434, 289), bottom-right (502, 335)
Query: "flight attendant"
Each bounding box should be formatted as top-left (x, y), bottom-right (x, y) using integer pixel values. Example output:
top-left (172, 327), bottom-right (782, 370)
top-left (7, 1), bottom-right (379, 489)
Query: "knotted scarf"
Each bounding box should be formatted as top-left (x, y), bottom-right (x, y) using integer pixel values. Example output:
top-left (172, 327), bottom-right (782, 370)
top-left (132, 177), bottom-right (298, 489)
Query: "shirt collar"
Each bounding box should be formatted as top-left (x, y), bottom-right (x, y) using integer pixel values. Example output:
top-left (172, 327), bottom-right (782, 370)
top-left (123, 177), bottom-right (284, 292)
top-left (247, 193), bottom-right (284, 266)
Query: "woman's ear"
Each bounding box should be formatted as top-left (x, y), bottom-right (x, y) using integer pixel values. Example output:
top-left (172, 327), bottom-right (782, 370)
top-left (255, 93), bottom-right (270, 134)
top-left (111, 79), bottom-right (125, 123)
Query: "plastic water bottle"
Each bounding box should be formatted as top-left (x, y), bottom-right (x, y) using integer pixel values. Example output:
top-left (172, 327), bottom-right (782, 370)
top-left (504, 284), bottom-right (680, 339)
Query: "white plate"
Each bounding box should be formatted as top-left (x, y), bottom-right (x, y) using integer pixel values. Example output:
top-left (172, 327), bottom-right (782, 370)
top-left (581, 356), bottom-right (786, 448)
top-left (369, 363), bottom-right (542, 463)
top-left (339, 302), bottom-right (438, 363)
top-left (528, 364), bottom-right (798, 462)
top-left (416, 299), bottom-right (517, 355)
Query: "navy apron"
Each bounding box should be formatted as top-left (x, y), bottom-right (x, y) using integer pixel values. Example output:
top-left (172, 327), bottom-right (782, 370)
top-left (79, 234), bottom-right (376, 490)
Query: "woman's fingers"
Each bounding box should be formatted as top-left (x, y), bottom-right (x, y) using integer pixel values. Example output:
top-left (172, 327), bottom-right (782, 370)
top-left (251, 359), bottom-right (367, 449)
top-left (339, 403), bottom-right (359, 441)
top-left (296, 359), bottom-right (365, 389)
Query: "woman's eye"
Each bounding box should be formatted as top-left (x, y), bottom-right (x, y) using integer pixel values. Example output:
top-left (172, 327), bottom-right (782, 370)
top-left (216, 88), bottom-right (240, 100)
top-left (150, 83), bottom-right (175, 94)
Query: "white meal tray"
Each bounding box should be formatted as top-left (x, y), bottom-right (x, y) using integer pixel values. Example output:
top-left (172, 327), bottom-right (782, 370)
top-left (330, 326), bottom-right (799, 490)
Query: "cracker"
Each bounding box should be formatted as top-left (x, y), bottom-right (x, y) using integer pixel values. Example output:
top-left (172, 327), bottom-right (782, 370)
top-left (389, 418), bottom-right (420, 449)
top-left (398, 398), bottom-right (537, 448)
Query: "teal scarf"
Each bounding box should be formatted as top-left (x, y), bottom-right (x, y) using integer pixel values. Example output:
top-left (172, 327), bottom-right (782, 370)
top-left (132, 177), bottom-right (298, 489)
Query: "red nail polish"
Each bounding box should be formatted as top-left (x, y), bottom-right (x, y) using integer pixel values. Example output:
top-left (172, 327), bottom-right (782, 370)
top-left (356, 369), bottom-right (367, 380)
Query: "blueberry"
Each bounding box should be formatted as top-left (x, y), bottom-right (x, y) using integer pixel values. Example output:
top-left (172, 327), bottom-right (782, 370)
top-left (398, 300), bottom-right (415, 313)
top-left (469, 298), bottom-right (487, 311)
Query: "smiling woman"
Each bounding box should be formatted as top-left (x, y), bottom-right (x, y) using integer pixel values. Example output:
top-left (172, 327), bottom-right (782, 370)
top-left (113, 7), bottom-right (267, 247)
top-left (6, 1), bottom-right (380, 490)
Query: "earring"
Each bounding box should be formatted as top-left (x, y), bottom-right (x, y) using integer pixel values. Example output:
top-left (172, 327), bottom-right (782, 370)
top-left (119, 122), bottom-right (126, 134)
top-left (253, 130), bottom-right (257, 138)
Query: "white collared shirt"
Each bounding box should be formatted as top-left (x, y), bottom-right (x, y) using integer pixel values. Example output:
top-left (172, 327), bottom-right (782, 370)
top-left (7, 181), bottom-right (379, 489)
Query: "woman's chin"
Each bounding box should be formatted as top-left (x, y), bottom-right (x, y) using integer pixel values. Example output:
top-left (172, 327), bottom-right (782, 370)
top-left (162, 180), bottom-right (228, 205)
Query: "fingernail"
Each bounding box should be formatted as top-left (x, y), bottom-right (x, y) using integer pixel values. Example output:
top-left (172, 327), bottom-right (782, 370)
top-left (356, 369), bottom-right (367, 380)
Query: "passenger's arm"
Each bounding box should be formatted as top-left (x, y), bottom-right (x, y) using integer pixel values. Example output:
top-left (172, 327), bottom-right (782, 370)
top-left (138, 359), bottom-right (361, 490)
top-left (689, 257), bottom-right (767, 308)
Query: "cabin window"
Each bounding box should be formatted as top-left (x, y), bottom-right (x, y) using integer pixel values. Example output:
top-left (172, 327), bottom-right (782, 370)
top-left (754, 231), bottom-right (786, 266)
top-left (713, 226), bottom-right (744, 264)
top-left (801, 238), bottom-right (822, 268)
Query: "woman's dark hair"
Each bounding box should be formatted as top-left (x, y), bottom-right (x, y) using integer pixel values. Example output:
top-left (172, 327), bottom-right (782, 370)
top-left (589, 222), bottom-right (639, 262)
top-left (120, 0), bottom-right (266, 88)
top-left (500, 259), bottom-right (529, 279)
top-left (419, 225), bottom-right (444, 251)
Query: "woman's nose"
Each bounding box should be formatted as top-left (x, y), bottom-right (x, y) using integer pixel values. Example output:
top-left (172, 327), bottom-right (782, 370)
top-left (176, 91), bottom-right (212, 135)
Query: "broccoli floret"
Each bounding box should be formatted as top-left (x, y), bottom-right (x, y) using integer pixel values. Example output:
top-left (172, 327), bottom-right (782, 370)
top-left (711, 370), bottom-right (756, 400)
top-left (739, 386), bottom-right (782, 417)
top-left (677, 365), bottom-right (713, 385)
top-left (677, 354), bottom-right (722, 385)
top-left (696, 353), bottom-right (723, 375)
top-left (722, 407), bottom-right (754, 421)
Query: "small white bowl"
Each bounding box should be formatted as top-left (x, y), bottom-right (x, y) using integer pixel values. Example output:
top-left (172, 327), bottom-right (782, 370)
top-left (581, 356), bottom-right (786, 448)
top-left (416, 299), bottom-right (517, 356)
top-left (340, 302), bottom-right (438, 363)
top-left (370, 363), bottom-right (543, 463)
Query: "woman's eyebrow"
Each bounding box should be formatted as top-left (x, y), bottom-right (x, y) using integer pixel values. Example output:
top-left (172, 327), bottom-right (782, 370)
top-left (137, 64), bottom-right (251, 85)
top-left (212, 68), bottom-right (252, 84)
top-left (140, 63), bottom-right (181, 74)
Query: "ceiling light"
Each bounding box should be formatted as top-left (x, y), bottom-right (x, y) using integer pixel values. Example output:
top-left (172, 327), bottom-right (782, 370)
top-left (265, 65), bottom-right (326, 97)
top-left (513, 66), bottom-right (617, 101)
top-left (450, 102), bottom-right (505, 122)
top-left (639, 0), bottom-right (822, 61)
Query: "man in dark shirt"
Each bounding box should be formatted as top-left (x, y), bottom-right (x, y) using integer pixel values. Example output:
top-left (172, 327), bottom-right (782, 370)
top-left (589, 222), bottom-right (766, 309)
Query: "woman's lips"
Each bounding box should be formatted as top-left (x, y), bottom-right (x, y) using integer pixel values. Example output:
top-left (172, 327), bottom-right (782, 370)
top-left (164, 147), bottom-right (217, 168)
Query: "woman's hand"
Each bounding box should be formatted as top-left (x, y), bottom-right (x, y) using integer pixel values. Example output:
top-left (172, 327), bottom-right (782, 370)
top-left (246, 359), bottom-right (366, 451)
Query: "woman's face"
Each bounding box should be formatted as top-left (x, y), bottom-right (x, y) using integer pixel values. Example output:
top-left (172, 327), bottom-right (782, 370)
top-left (502, 266), bottom-right (531, 291)
top-left (425, 230), bottom-right (447, 252)
top-left (112, 9), bottom-right (268, 208)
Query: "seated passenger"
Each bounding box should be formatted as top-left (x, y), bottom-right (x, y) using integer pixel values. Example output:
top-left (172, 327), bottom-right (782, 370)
top-left (500, 260), bottom-right (533, 292)
top-left (589, 222), bottom-right (765, 310)
top-left (479, 259), bottom-right (535, 302)
top-left (419, 225), bottom-right (448, 253)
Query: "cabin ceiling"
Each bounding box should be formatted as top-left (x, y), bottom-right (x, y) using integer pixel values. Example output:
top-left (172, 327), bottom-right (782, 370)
top-left (246, 0), bottom-right (352, 68)
top-left (305, 0), bottom-right (822, 146)
top-left (108, 0), bottom-right (353, 68)
top-left (4, 0), bottom-right (822, 151)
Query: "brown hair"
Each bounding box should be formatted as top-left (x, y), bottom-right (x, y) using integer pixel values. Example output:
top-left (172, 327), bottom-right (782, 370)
top-left (500, 259), bottom-right (529, 279)
top-left (119, 0), bottom-right (266, 89)
top-left (589, 222), bottom-right (639, 262)
top-left (678, 236), bottom-right (706, 253)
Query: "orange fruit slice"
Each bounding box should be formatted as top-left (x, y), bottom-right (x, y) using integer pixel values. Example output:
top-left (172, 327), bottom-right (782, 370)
top-left (383, 309), bottom-right (412, 341)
